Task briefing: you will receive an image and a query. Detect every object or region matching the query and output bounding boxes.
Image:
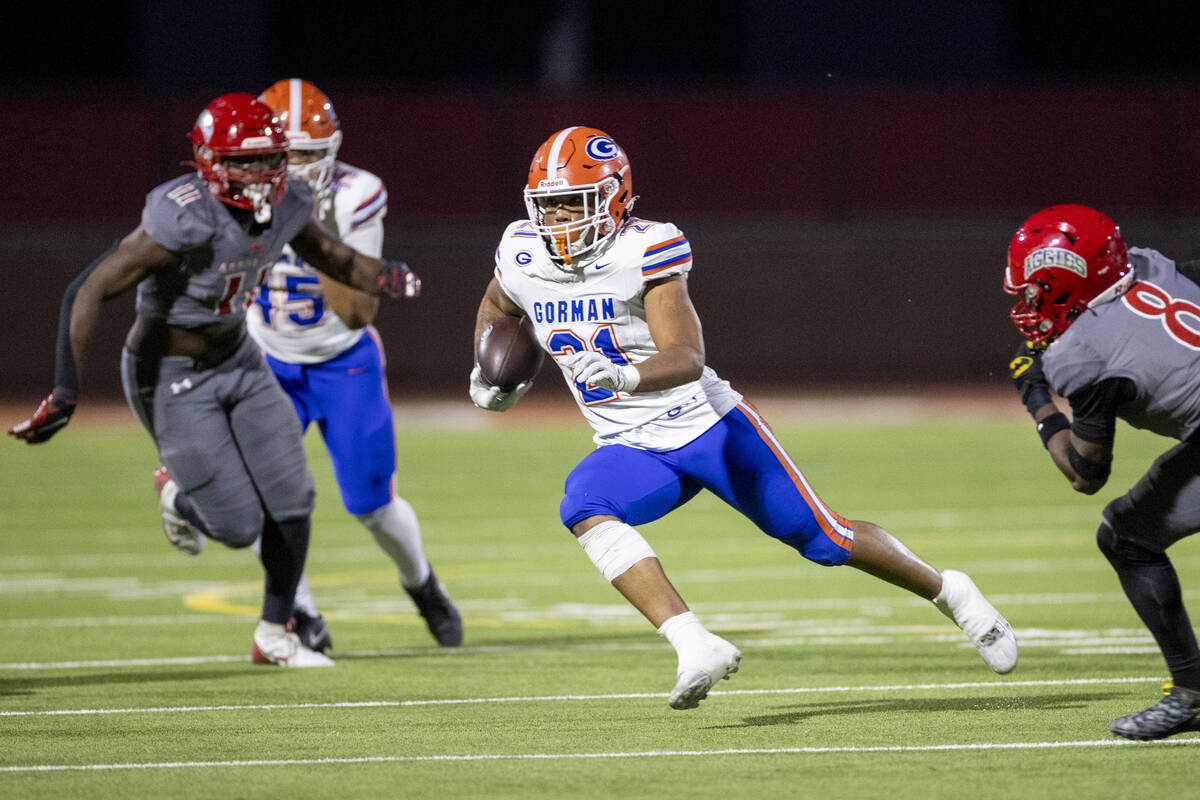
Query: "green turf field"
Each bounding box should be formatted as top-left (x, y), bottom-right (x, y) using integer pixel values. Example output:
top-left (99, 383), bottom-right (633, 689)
top-left (2, 397), bottom-right (1198, 798)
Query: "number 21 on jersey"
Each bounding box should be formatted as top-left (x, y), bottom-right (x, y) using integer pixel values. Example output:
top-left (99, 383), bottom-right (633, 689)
top-left (547, 323), bottom-right (631, 405)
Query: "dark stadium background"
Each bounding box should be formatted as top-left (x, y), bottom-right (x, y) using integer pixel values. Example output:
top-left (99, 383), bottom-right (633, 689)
top-left (5, 1), bottom-right (1200, 400)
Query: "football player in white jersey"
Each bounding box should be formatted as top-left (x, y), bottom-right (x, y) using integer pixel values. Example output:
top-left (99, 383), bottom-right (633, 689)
top-left (248, 79), bottom-right (461, 648)
top-left (470, 126), bottom-right (1019, 709)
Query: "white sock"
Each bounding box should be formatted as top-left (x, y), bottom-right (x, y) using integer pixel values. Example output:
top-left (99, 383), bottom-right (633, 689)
top-left (255, 620), bottom-right (287, 638)
top-left (358, 496), bottom-right (430, 589)
top-left (657, 611), bottom-right (709, 655)
top-left (932, 570), bottom-right (964, 623)
top-left (252, 536), bottom-right (319, 617)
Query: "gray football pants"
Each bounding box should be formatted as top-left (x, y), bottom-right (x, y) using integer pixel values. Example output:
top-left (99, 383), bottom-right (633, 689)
top-left (121, 335), bottom-right (315, 547)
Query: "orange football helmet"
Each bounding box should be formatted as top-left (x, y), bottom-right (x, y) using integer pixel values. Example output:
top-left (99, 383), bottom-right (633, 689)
top-left (259, 78), bottom-right (343, 198)
top-left (190, 93), bottom-right (288, 222)
top-left (523, 126), bottom-right (635, 269)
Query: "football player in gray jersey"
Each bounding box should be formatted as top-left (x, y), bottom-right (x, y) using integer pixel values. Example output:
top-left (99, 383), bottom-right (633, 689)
top-left (1005, 204), bottom-right (1200, 739)
top-left (8, 93), bottom-right (418, 668)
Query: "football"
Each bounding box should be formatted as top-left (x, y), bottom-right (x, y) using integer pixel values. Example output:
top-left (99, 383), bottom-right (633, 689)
top-left (476, 315), bottom-right (544, 391)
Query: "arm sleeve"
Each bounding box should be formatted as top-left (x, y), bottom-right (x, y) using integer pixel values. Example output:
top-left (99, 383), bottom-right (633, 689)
top-left (53, 241), bottom-right (120, 395)
top-left (1067, 377), bottom-right (1135, 445)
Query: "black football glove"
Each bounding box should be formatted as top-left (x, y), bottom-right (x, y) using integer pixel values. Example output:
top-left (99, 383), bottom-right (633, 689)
top-left (8, 387), bottom-right (77, 444)
top-left (377, 260), bottom-right (421, 299)
top-left (1009, 341), bottom-right (1052, 414)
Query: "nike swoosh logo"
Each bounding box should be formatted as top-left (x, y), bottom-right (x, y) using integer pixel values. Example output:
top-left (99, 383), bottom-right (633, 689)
top-left (594, 262), bottom-right (611, 270)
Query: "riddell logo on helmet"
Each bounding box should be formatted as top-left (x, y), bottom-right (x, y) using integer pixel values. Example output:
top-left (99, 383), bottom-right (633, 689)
top-left (1024, 247), bottom-right (1087, 279)
top-left (239, 136), bottom-right (277, 149)
top-left (538, 179), bottom-right (568, 188)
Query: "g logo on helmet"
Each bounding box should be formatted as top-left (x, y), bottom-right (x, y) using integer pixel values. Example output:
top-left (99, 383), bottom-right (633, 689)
top-left (585, 136), bottom-right (618, 160)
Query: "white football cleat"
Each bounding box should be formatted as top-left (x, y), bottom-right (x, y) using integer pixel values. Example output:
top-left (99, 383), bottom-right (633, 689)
top-left (669, 634), bottom-right (742, 710)
top-left (251, 622), bottom-right (335, 668)
top-left (934, 569), bottom-right (1018, 674)
top-left (153, 467), bottom-right (205, 555)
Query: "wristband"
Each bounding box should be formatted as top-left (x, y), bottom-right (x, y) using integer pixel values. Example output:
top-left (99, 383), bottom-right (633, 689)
top-left (1036, 412), bottom-right (1070, 448)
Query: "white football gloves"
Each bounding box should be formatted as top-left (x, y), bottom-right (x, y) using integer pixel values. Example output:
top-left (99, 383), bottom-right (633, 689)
top-left (469, 364), bottom-right (532, 412)
top-left (568, 351), bottom-right (641, 394)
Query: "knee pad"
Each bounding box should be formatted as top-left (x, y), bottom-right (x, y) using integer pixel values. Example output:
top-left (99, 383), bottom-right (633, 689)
top-left (578, 520), bottom-right (657, 582)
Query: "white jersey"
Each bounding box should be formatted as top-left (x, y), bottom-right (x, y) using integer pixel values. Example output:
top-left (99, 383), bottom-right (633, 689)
top-left (494, 217), bottom-right (741, 451)
top-left (247, 162), bottom-right (388, 364)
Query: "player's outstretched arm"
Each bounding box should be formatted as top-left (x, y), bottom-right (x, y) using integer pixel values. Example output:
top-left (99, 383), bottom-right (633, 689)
top-left (316, 274), bottom-right (380, 330)
top-left (291, 219), bottom-right (419, 299)
top-left (8, 228), bottom-right (176, 443)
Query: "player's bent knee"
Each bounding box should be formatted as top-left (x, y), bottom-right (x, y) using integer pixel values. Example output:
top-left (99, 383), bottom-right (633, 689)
top-left (203, 505), bottom-right (265, 548)
top-left (560, 493), bottom-right (624, 530)
top-left (1097, 521), bottom-right (1169, 566)
top-left (1102, 496), bottom-right (1176, 553)
top-left (577, 520), bottom-right (657, 582)
top-left (774, 527), bottom-right (853, 567)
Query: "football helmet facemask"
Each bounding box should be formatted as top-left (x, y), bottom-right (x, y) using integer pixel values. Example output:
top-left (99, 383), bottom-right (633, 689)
top-left (524, 126), bottom-right (635, 270)
top-left (258, 78), bottom-right (343, 200)
top-left (190, 94), bottom-right (288, 223)
top-left (1004, 204), bottom-right (1134, 344)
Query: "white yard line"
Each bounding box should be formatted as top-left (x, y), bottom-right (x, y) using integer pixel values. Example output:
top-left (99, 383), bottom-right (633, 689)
top-left (2, 737), bottom-right (1196, 773)
top-left (0, 676), bottom-right (1164, 718)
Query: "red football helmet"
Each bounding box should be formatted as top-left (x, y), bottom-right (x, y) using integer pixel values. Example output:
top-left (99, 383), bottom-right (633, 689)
top-left (523, 126), bottom-right (635, 269)
top-left (1005, 204), bottom-right (1134, 344)
top-left (258, 78), bottom-right (342, 199)
top-left (190, 94), bottom-right (288, 221)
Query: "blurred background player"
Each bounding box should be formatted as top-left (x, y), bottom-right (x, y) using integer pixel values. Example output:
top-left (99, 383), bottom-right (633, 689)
top-left (1005, 204), bottom-right (1200, 740)
top-left (250, 78), bottom-right (461, 648)
top-left (8, 93), bottom-right (417, 667)
top-left (470, 126), bottom-right (1018, 710)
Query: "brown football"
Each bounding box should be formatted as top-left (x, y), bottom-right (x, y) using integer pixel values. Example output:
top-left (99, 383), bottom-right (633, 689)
top-left (476, 315), bottom-right (544, 391)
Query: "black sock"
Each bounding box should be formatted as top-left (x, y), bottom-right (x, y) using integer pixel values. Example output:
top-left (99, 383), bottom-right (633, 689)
top-left (1098, 525), bottom-right (1200, 690)
top-left (173, 491), bottom-right (211, 537)
top-left (259, 515), bottom-right (311, 625)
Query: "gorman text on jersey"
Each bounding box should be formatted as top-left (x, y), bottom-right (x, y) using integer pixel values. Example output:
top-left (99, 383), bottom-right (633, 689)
top-left (532, 297), bottom-right (617, 324)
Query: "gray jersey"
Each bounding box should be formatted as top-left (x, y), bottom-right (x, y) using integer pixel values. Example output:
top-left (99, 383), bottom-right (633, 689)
top-left (136, 175), bottom-right (314, 327)
top-left (1044, 247), bottom-right (1200, 440)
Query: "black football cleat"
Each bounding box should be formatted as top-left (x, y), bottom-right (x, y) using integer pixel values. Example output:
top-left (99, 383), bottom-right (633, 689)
top-left (287, 611), bottom-right (333, 653)
top-left (405, 568), bottom-right (463, 647)
top-left (1111, 685), bottom-right (1200, 740)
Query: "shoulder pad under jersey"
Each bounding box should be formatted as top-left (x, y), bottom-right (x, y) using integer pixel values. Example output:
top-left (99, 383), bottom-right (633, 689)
top-left (140, 175), bottom-right (217, 252)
